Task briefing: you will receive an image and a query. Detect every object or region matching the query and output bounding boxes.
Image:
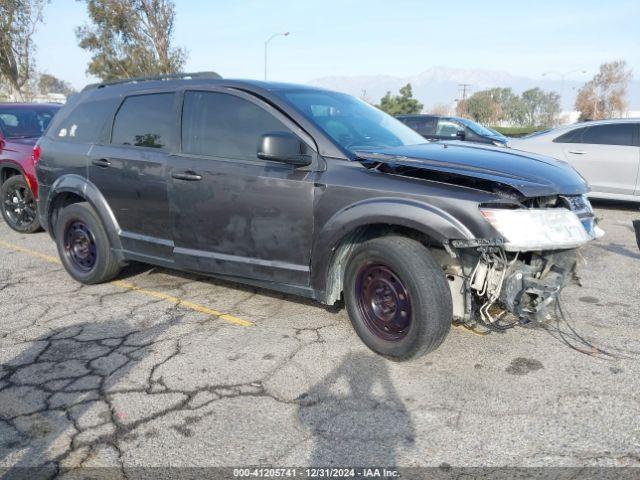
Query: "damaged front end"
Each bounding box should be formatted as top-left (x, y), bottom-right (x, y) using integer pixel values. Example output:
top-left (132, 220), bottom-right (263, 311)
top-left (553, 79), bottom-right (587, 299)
top-left (438, 195), bottom-right (603, 330)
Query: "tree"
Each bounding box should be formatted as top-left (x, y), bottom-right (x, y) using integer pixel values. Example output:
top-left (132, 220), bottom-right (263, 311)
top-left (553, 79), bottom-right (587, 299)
top-left (376, 83), bottom-right (423, 115)
top-left (429, 103), bottom-right (451, 116)
top-left (0, 0), bottom-right (47, 100)
top-left (575, 60), bottom-right (631, 121)
top-left (76, 0), bottom-right (187, 81)
top-left (460, 88), bottom-right (522, 125)
top-left (37, 73), bottom-right (75, 95)
top-left (521, 87), bottom-right (560, 127)
top-left (459, 87), bottom-right (558, 127)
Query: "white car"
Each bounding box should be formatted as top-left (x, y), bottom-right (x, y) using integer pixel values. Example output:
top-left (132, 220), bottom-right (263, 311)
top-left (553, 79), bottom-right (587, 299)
top-left (509, 119), bottom-right (640, 202)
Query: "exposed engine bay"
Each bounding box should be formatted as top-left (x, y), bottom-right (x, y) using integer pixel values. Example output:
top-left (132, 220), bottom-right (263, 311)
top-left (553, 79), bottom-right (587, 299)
top-left (430, 192), bottom-right (602, 331)
top-left (432, 246), bottom-right (582, 331)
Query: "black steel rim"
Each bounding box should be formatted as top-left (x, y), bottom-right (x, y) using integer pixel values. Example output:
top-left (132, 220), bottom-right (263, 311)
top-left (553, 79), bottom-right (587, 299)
top-left (63, 221), bottom-right (97, 272)
top-left (3, 181), bottom-right (37, 228)
top-left (355, 263), bottom-right (412, 341)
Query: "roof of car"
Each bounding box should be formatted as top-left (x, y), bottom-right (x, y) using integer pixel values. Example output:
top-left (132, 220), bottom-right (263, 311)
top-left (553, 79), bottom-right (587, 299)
top-left (0, 102), bottom-right (62, 109)
top-left (571, 118), bottom-right (639, 125)
top-left (82, 73), bottom-right (330, 96)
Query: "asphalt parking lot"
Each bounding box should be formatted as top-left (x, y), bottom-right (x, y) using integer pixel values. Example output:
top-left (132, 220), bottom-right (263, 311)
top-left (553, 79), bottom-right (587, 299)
top-left (0, 201), bottom-right (639, 477)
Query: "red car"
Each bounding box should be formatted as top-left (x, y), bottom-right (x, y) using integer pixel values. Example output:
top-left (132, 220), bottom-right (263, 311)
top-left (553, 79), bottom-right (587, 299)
top-left (0, 103), bottom-right (60, 232)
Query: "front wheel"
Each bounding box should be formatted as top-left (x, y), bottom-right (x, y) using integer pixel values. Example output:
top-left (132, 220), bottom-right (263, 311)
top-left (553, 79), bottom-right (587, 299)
top-left (1, 175), bottom-right (41, 233)
top-left (54, 202), bottom-right (121, 284)
top-left (344, 235), bottom-right (453, 361)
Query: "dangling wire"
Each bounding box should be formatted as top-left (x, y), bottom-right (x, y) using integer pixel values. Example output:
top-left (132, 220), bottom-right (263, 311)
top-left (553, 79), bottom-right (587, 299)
top-left (539, 293), bottom-right (628, 359)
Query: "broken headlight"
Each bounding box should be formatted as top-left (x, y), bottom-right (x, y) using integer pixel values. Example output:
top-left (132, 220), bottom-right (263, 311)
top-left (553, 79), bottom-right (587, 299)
top-left (480, 208), bottom-right (593, 251)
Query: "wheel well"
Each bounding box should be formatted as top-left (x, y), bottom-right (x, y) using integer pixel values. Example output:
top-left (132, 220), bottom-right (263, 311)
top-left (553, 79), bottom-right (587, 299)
top-left (48, 192), bottom-right (86, 236)
top-left (323, 223), bottom-right (441, 305)
top-left (0, 167), bottom-right (22, 184)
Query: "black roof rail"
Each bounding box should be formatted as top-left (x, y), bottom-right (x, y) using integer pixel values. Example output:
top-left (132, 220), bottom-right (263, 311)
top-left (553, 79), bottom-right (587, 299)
top-left (82, 72), bottom-right (222, 91)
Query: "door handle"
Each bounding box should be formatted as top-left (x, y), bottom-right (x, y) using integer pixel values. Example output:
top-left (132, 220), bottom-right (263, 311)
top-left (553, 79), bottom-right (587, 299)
top-left (171, 171), bottom-right (203, 181)
top-left (91, 158), bottom-right (112, 168)
top-left (568, 150), bottom-right (587, 155)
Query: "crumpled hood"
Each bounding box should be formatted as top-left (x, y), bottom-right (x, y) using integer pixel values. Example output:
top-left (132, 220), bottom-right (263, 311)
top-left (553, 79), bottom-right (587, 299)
top-left (355, 141), bottom-right (588, 198)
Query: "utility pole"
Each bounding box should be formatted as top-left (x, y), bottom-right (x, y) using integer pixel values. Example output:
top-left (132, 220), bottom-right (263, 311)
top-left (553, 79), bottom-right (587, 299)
top-left (458, 83), bottom-right (471, 116)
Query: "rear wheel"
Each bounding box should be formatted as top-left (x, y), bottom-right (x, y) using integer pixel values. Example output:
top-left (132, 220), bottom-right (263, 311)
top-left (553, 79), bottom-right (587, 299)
top-left (1, 175), bottom-right (41, 233)
top-left (54, 202), bottom-right (121, 284)
top-left (344, 235), bottom-right (452, 361)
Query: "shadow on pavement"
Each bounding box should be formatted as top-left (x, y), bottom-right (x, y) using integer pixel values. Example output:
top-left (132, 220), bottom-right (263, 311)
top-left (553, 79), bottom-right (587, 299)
top-left (297, 351), bottom-right (415, 467)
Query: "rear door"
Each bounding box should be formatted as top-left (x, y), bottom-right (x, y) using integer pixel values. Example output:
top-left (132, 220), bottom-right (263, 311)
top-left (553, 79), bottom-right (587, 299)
top-left (555, 123), bottom-right (639, 195)
top-left (88, 92), bottom-right (178, 259)
top-left (168, 88), bottom-right (317, 286)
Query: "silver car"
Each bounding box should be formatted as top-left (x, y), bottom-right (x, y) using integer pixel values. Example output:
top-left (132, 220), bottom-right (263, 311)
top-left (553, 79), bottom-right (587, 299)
top-left (509, 119), bottom-right (640, 202)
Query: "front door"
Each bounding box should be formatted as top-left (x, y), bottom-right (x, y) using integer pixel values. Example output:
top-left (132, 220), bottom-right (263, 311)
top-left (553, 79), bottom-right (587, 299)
top-left (88, 92), bottom-right (178, 258)
top-left (168, 89), bottom-right (316, 286)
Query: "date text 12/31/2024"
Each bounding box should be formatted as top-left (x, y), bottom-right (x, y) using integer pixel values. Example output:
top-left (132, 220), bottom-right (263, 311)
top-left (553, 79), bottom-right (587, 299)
top-left (233, 468), bottom-right (400, 478)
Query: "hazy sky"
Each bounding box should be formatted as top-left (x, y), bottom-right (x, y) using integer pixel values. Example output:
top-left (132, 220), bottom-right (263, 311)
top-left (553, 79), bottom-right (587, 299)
top-left (35, 0), bottom-right (639, 88)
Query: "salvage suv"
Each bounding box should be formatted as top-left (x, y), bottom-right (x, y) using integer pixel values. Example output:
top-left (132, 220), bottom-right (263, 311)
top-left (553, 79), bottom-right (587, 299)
top-left (36, 73), bottom-right (602, 360)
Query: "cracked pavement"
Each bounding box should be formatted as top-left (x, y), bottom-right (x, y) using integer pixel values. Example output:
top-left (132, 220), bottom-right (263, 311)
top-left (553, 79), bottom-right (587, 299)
top-left (0, 201), bottom-right (639, 477)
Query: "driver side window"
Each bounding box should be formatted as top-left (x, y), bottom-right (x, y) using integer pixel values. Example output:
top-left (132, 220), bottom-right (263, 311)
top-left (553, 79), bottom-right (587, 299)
top-left (436, 119), bottom-right (463, 137)
top-left (181, 91), bottom-right (291, 161)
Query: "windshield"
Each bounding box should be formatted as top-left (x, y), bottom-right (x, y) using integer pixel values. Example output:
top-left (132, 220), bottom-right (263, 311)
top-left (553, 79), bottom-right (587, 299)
top-left (0, 107), bottom-right (59, 139)
top-left (455, 117), bottom-right (502, 137)
top-left (283, 91), bottom-right (426, 151)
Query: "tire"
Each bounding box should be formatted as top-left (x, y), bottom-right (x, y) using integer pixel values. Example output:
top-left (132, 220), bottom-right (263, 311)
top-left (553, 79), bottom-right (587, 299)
top-left (54, 202), bottom-right (121, 284)
top-left (1, 175), bottom-right (41, 233)
top-left (344, 235), bottom-right (452, 361)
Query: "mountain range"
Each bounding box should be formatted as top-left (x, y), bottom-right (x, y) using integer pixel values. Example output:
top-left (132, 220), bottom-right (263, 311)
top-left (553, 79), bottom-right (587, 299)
top-left (307, 66), bottom-right (640, 113)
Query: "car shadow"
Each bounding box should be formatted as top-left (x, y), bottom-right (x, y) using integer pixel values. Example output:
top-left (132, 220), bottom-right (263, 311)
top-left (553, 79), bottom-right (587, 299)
top-left (0, 318), bottom-right (171, 478)
top-left (297, 351), bottom-right (415, 467)
top-left (590, 199), bottom-right (640, 212)
top-left (593, 242), bottom-right (640, 260)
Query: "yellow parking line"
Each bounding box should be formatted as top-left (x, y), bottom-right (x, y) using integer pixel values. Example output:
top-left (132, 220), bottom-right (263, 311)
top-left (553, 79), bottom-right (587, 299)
top-left (0, 240), bottom-right (61, 264)
top-left (0, 239), bottom-right (253, 327)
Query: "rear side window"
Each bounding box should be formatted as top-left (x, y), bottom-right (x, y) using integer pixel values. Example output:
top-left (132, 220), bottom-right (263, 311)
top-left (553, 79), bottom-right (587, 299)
top-left (554, 124), bottom-right (636, 146)
top-left (111, 93), bottom-right (175, 149)
top-left (0, 108), bottom-right (57, 139)
top-left (181, 91), bottom-right (289, 160)
top-left (54, 100), bottom-right (114, 143)
top-left (553, 128), bottom-right (585, 143)
top-left (400, 117), bottom-right (436, 136)
top-left (580, 124), bottom-right (635, 146)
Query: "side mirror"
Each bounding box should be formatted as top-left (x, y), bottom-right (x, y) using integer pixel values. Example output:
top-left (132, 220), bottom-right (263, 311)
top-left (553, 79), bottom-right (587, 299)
top-left (257, 132), bottom-right (311, 167)
top-left (456, 130), bottom-right (466, 140)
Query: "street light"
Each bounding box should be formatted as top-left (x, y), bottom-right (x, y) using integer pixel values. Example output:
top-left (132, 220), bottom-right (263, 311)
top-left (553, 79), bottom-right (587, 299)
top-left (264, 32), bottom-right (290, 80)
top-left (542, 69), bottom-right (588, 107)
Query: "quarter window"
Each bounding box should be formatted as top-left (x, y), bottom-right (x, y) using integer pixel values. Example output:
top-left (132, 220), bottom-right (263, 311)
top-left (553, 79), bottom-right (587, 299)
top-left (553, 128), bottom-right (585, 143)
top-left (54, 100), bottom-right (114, 143)
top-left (111, 93), bottom-right (175, 149)
top-left (181, 91), bottom-right (290, 160)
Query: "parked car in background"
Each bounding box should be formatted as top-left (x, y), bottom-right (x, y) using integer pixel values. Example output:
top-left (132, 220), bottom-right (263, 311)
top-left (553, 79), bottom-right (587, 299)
top-left (37, 75), bottom-right (600, 360)
top-left (396, 114), bottom-right (508, 146)
top-left (0, 103), bottom-right (61, 232)
top-left (508, 119), bottom-right (640, 203)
